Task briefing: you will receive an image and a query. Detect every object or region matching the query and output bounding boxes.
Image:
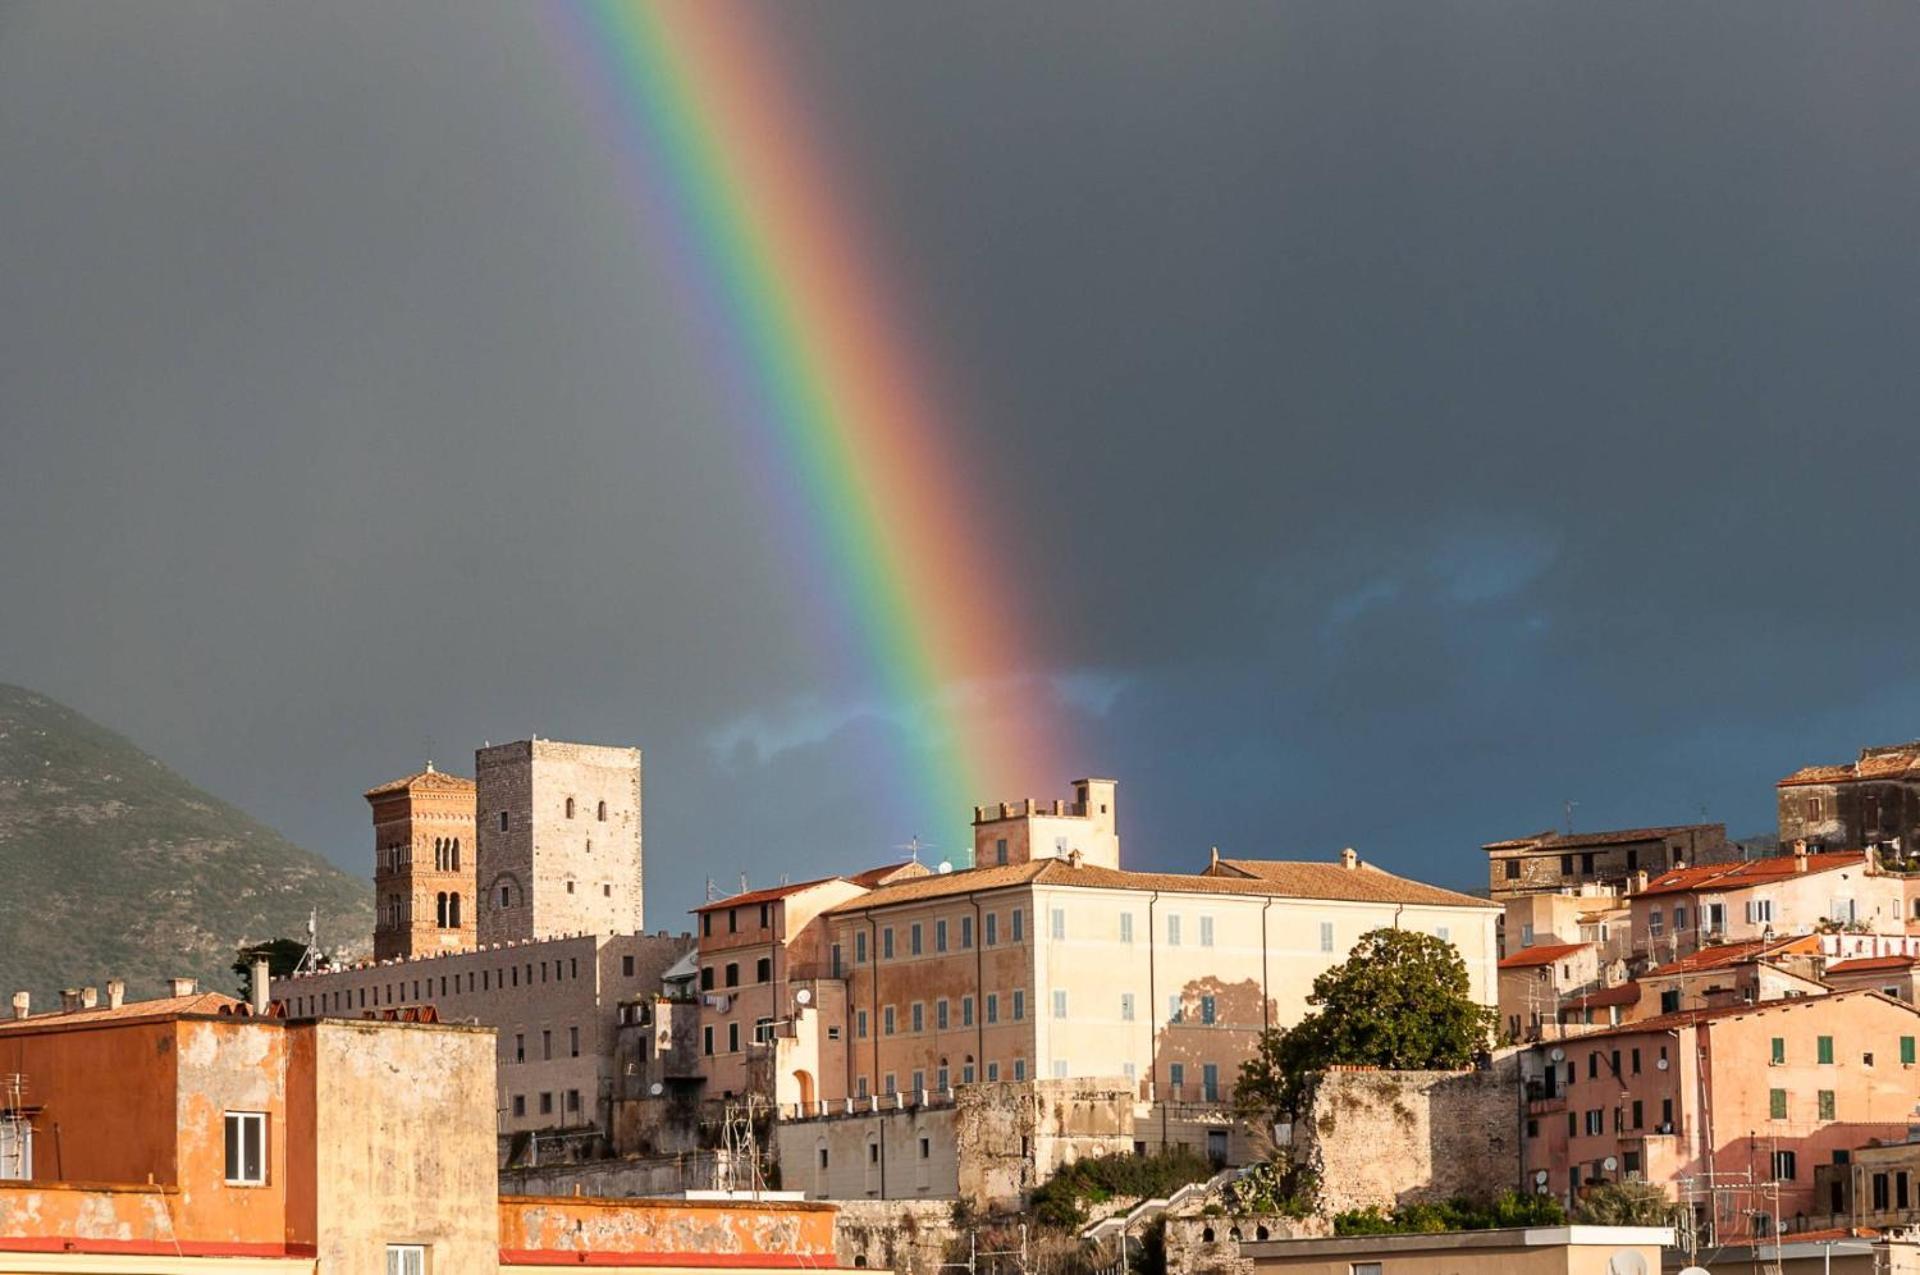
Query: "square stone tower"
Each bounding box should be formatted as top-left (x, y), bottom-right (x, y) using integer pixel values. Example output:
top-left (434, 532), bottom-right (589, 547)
top-left (475, 738), bottom-right (642, 944)
top-left (365, 764), bottom-right (478, 960)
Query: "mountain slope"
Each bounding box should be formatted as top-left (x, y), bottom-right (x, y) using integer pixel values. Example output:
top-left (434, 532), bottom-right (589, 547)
top-left (0, 684), bottom-right (371, 1004)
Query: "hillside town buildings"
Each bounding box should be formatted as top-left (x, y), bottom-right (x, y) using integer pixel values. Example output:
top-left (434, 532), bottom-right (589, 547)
top-left (1779, 740), bottom-right (1920, 854)
top-left (1484, 823), bottom-right (1734, 901)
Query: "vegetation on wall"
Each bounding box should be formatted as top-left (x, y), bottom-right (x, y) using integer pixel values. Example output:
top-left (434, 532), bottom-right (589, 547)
top-left (1028, 1146), bottom-right (1216, 1231)
top-left (1333, 1190), bottom-right (1566, 1235)
top-left (1573, 1180), bottom-right (1682, 1227)
top-left (1235, 928), bottom-right (1496, 1121)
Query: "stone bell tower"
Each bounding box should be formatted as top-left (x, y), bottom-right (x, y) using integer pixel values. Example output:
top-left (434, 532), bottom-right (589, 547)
top-left (365, 763), bottom-right (478, 959)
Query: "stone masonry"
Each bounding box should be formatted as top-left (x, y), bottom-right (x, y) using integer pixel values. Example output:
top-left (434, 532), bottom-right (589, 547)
top-left (1295, 1055), bottom-right (1524, 1216)
top-left (477, 738), bottom-right (643, 944)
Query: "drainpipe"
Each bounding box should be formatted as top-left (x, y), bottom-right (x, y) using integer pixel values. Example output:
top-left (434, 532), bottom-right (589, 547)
top-left (867, 914), bottom-right (884, 1198)
top-left (1148, 890), bottom-right (1164, 1147)
top-left (1260, 898), bottom-right (1274, 1032)
top-left (969, 894), bottom-right (986, 1080)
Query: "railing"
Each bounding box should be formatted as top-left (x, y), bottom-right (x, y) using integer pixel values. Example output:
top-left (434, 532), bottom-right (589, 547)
top-left (779, 1087), bottom-right (958, 1122)
top-left (1082, 1166), bottom-right (1249, 1243)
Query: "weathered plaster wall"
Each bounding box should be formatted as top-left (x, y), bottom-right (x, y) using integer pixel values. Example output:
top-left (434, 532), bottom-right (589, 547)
top-left (173, 1019), bottom-right (291, 1247)
top-left (304, 1019), bottom-right (498, 1275)
top-left (499, 1196), bottom-right (838, 1258)
top-left (829, 1198), bottom-right (959, 1275)
top-left (1297, 1058), bottom-right (1523, 1216)
top-left (1165, 1215), bottom-right (1328, 1275)
top-left (954, 1079), bottom-right (1134, 1206)
top-left (499, 1150), bottom-right (729, 1198)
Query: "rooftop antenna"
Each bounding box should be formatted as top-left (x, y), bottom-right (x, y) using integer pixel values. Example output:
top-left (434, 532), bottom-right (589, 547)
top-left (1563, 800), bottom-right (1578, 836)
top-left (897, 836), bottom-right (934, 865)
top-left (705, 877), bottom-right (719, 902)
top-left (294, 909), bottom-right (323, 974)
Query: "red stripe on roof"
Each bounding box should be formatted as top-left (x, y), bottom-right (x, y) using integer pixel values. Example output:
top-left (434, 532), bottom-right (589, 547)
top-left (500, 1250), bottom-right (852, 1268)
top-left (0, 1237), bottom-right (317, 1258)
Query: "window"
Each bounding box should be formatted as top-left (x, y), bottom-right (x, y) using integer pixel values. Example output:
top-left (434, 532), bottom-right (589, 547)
top-left (566, 797), bottom-right (576, 819)
top-left (855, 931), bottom-right (868, 964)
top-left (1902, 1172), bottom-right (1913, 1211)
top-left (755, 1017), bottom-right (774, 1044)
top-left (1052, 1059), bottom-right (1068, 1079)
top-left (1504, 860), bottom-right (1520, 880)
top-left (1746, 899), bottom-right (1774, 924)
top-left (512, 1095), bottom-right (526, 1118)
top-left (962, 996), bottom-right (974, 1027)
top-left (912, 1003), bottom-right (925, 1033)
top-left (1674, 905), bottom-right (1688, 929)
top-left (1167, 914), bottom-right (1182, 946)
top-left (1051, 908), bottom-right (1066, 940)
top-left (1770, 1088), bottom-right (1788, 1120)
top-left (912, 1070), bottom-right (925, 1093)
top-left (884, 1006), bottom-right (897, 1035)
top-left (883, 928), bottom-right (895, 960)
top-left (985, 913), bottom-right (998, 946)
top-left (542, 1030), bottom-right (552, 1060)
top-left (1771, 1037), bottom-right (1785, 1065)
top-left (936, 919), bottom-right (948, 952)
top-left (387, 1245), bottom-right (427, 1275)
top-left (622, 955), bottom-right (635, 977)
top-left (759, 903), bottom-right (771, 928)
top-left (499, 811), bottom-right (509, 831)
top-left (703, 913), bottom-right (713, 938)
top-left (515, 1033), bottom-right (525, 1063)
top-left (539, 1092), bottom-right (553, 1115)
top-left (598, 800), bottom-right (607, 821)
top-left (1012, 909), bottom-right (1024, 942)
top-left (1121, 993), bottom-right (1135, 1021)
top-left (499, 885), bottom-right (512, 909)
top-left (1351, 1265), bottom-right (1383, 1275)
top-left (1120, 913), bottom-right (1134, 944)
top-left (1319, 922), bottom-right (1334, 953)
top-left (1200, 995), bottom-right (1216, 1025)
top-left (756, 957), bottom-right (771, 983)
top-left (1648, 910), bottom-right (1664, 937)
top-left (1053, 990), bottom-right (1068, 1019)
top-left (1818, 1035), bottom-right (1835, 1065)
top-left (1584, 1109), bottom-right (1603, 1136)
top-left (1013, 1059), bottom-right (1026, 1081)
top-left (1200, 915), bottom-right (1215, 948)
top-left (1560, 854), bottom-right (1574, 876)
top-left (1660, 988), bottom-right (1681, 1014)
top-left (1436, 926), bottom-right (1449, 943)
top-left (936, 999), bottom-right (949, 1030)
top-left (1168, 995), bottom-right (1184, 1024)
top-left (727, 1022), bottom-right (740, 1052)
top-left (856, 1010), bottom-right (869, 1039)
top-left (1771, 1150), bottom-right (1797, 1182)
top-left (911, 923), bottom-right (923, 956)
top-left (987, 1062), bottom-right (1000, 1081)
top-left (1012, 989), bottom-right (1025, 1021)
top-left (884, 1074), bottom-right (897, 1095)
top-left (224, 1112), bottom-right (267, 1185)
top-left (1202, 1064), bottom-right (1219, 1102)
top-left (986, 994), bottom-right (999, 1024)
top-left (700, 966), bottom-right (714, 992)
top-left (994, 838), bottom-right (1009, 864)
top-left (728, 909), bottom-right (739, 933)
top-left (1903, 1036), bottom-right (1916, 1065)
top-left (960, 916), bottom-right (973, 949)
top-left (1818, 1090), bottom-right (1836, 1121)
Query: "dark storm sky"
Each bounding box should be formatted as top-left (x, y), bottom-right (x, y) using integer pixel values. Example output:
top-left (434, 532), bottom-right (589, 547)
top-left (5, 1), bottom-right (1919, 923)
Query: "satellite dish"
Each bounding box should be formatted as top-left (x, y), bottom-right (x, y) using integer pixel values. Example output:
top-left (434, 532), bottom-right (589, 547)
top-left (1549, 1047), bottom-right (1566, 1062)
top-left (795, 988), bottom-right (813, 1006)
top-left (649, 1082), bottom-right (664, 1096)
top-left (1603, 1156), bottom-right (1619, 1172)
top-left (1656, 1057), bottom-right (1670, 1070)
top-left (1534, 1170), bottom-right (1549, 1186)
top-left (937, 861), bottom-right (953, 874)
top-left (1607, 1253), bottom-right (1649, 1275)
top-left (1678, 1267), bottom-right (1710, 1275)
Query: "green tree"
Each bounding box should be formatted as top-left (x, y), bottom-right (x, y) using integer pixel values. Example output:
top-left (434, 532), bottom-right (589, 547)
top-left (1573, 1180), bottom-right (1679, 1227)
top-left (231, 937), bottom-right (310, 1000)
top-left (1235, 928), bottom-right (1495, 1122)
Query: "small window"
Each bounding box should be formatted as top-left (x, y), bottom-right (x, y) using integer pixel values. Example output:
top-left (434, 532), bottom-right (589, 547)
top-left (224, 1111), bottom-right (268, 1185)
top-left (566, 797), bottom-right (576, 819)
top-left (387, 1244), bottom-right (427, 1275)
top-left (1818, 1035), bottom-right (1835, 1065)
top-left (1770, 1088), bottom-right (1788, 1120)
top-left (1319, 921), bottom-right (1335, 953)
top-left (499, 811), bottom-right (509, 832)
top-left (597, 801), bottom-right (608, 821)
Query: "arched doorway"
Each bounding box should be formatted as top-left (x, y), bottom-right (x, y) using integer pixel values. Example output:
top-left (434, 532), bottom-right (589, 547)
top-left (793, 1068), bottom-right (816, 1110)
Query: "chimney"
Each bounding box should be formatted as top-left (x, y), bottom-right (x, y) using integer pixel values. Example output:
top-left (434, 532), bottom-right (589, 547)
top-left (9, 992), bottom-right (27, 1021)
top-left (1794, 839), bottom-right (1809, 858)
top-left (1631, 870), bottom-right (1649, 894)
top-left (106, 980), bottom-right (125, 1010)
top-left (59, 988), bottom-right (81, 1013)
top-left (79, 987), bottom-right (98, 1010)
top-left (1066, 848), bottom-right (1084, 869)
top-left (1209, 846), bottom-right (1220, 872)
top-left (168, 977), bottom-right (197, 998)
top-left (1340, 847), bottom-right (1359, 871)
top-left (250, 958), bottom-right (271, 1015)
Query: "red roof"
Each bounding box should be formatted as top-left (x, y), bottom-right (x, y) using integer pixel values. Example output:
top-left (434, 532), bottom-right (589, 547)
top-left (691, 876), bottom-right (847, 913)
top-left (1780, 743), bottom-right (1920, 788)
top-left (1636, 852), bottom-right (1865, 897)
top-left (1645, 936), bottom-right (1816, 976)
top-left (1826, 955), bottom-right (1920, 975)
top-left (1498, 942), bottom-right (1592, 970)
top-left (1541, 988), bottom-right (1909, 1042)
top-left (1563, 982), bottom-right (1641, 1009)
top-left (1484, 824), bottom-right (1721, 853)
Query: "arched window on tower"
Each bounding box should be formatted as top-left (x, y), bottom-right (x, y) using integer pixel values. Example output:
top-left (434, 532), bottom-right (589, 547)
top-left (597, 801), bottom-right (607, 822)
top-left (449, 892), bottom-right (462, 928)
top-left (566, 797), bottom-right (576, 819)
top-left (437, 892), bottom-right (449, 927)
top-left (451, 838), bottom-right (460, 870)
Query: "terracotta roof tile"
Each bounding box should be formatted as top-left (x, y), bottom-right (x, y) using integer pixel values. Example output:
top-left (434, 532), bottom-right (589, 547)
top-left (1644, 936), bottom-right (1817, 976)
top-left (1498, 942), bottom-right (1593, 970)
top-left (847, 862), bottom-right (931, 888)
top-left (1780, 743), bottom-right (1920, 788)
top-left (0, 991), bottom-right (242, 1032)
top-left (363, 767), bottom-right (475, 798)
top-left (1541, 988), bottom-right (1909, 1042)
top-left (1562, 982), bottom-right (1641, 1009)
top-left (1636, 852), bottom-right (1865, 897)
top-left (1825, 955), bottom-right (1920, 975)
top-left (692, 876), bottom-right (849, 914)
top-left (825, 856), bottom-right (1497, 915)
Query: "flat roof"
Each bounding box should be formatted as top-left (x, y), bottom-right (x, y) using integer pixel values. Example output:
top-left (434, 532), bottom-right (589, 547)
top-left (1242, 1225), bottom-right (1673, 1258)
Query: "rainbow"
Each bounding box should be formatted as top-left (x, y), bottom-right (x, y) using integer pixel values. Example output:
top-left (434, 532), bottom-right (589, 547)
top-left (546, 1), bottom-right (1064, 858)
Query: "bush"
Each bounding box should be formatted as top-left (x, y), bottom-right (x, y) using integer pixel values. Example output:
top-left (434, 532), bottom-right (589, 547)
top-left (1223, 1159), bottom-right (1318, 1218)
top-left (1029, 1147), bottom-right (1217, 1231)
top-left (1333, 1191), bottom-right (1565, 1236)
top-left (1574, 1181), bottom-right (1678, 1227)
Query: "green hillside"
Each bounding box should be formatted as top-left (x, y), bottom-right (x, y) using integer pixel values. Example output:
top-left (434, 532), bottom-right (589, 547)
top-left (0, 684), bottom-right (371, 1005)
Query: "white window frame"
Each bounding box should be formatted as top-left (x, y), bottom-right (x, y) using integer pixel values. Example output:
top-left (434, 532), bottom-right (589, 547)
top-left (224, 1111), bottom-right (268, 1186)
top-left (386, 1245), bottom-right (428, 1275)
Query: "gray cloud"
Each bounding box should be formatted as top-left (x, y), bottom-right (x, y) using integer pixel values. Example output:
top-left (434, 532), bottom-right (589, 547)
top-left (4, 1), bottom-right (1919, 923)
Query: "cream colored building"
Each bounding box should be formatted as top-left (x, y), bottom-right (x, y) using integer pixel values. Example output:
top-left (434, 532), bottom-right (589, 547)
top-left (972, 778), bottom-right (1119, 869)
top-left (814, 845), bottom-right (1497, 1109)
